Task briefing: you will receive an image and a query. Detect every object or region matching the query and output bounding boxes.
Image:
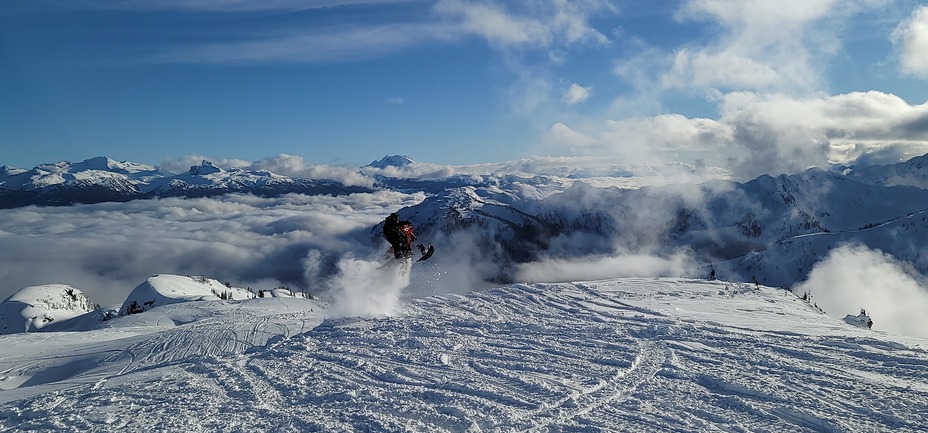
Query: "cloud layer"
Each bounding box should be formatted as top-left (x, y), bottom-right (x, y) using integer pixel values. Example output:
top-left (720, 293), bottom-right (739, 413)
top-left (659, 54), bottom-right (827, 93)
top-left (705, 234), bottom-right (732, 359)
top-left (0, 191), bottom-right (425, 305)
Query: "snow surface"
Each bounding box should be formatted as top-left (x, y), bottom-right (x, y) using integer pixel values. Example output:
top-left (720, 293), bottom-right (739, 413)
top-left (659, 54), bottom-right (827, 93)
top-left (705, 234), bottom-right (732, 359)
top-left (0, 285), bottom-right (97, 335)
top-left (1, 276), bottom-right (926, 432)
top-left (117, 274), bottom-right (255, 316)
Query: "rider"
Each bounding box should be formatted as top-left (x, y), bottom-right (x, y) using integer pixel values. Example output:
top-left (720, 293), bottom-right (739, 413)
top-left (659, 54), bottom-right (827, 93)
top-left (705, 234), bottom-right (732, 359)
top-left (383, 212), bottom-right (413, 258)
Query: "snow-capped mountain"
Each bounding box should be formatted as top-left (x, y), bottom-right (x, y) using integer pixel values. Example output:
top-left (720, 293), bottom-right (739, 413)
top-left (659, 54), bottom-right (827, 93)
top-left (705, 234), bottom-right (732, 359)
top-left (367, 154), bottom-right (416, 168)
top-left (853, 152), bottom-right (928, 189)
top-left (6, 153), bottom-right (928, 291)
top-left (0, 284), bottom-right (98, 335)
top-left (0, 276), bottom-right (925, 431)
top-left (386, 159), bottom-right (928, 287)
top-left (0, 157), bottom-right (372, 208)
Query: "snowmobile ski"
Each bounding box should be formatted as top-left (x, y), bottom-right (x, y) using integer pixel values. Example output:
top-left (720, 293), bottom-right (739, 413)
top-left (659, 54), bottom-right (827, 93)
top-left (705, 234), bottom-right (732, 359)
top-left (416, 243), bottom-right (435, 262)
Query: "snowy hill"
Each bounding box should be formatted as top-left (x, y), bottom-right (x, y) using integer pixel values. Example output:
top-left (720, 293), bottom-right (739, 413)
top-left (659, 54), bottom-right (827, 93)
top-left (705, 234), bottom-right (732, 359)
top-left (0, 284), bottom-right (98, 335)
top-left (118, 274), bottom-right (256, 316)
top-left (0, 277), bottom-right (925, 431)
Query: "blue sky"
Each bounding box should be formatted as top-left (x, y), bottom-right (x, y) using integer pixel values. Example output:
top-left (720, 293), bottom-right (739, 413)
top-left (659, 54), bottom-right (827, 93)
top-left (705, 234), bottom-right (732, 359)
top-left (3, 0), bottom-right (928, 179)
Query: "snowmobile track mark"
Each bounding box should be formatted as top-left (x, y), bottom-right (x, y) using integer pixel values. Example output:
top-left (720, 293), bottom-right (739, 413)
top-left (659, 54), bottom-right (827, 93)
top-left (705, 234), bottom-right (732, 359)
top-left (520, 340), bottom-right (668, 432)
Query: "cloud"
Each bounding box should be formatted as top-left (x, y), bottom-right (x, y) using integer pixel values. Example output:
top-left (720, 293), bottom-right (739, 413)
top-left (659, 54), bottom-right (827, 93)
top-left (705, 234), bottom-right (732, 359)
top-left (542, 91), bottom-right (928, 180)
top-left (718, 91), bottom-right (928, 177)
top-left (893, 5), bottom-right (928, 79)
top-left (147, 0), bottom-right (615, 64)
top-left (794, 244), bottom-right (928, 338)
top-left (0, 191), bottom-right (426, 305)
top-left (154, 23), bottom-right (454, 64)
top-left (56, 0), bottom-right (413, 12)
top-left (385, 97), bottom-right (406, 105)
top-left (562, 83), bottom-right (592, 105)
top-left (247, 154), bottom-right (375, 187)
top-left (434, 0), bottom-right (613, 49)
top-left (665, 0), bottom-right (882, 94)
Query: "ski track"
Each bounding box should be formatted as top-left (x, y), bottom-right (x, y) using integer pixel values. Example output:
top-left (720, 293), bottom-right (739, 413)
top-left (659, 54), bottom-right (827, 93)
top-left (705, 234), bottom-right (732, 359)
top-left (1, 279), bottom-right (927, 432)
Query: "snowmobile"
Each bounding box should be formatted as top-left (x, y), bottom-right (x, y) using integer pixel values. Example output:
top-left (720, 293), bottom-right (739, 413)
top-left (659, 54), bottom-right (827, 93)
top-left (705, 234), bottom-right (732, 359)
top-left (388, 223), bottom-right (434, 262)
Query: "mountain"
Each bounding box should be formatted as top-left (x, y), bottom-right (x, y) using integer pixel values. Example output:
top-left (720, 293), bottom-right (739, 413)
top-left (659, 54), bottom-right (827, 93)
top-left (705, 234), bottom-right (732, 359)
top-left (0, 284), bottom-right (98, 335)
top-left (6, 153), bottom-right (928, 291)
top-left (367, 154), bottom-right (416, 168)
top-left (0, 157), bottom-right (372, 208)
top-left (0, 277), bottom-right (925, 431)
top-left (387, 156), bottom-right (928, 287)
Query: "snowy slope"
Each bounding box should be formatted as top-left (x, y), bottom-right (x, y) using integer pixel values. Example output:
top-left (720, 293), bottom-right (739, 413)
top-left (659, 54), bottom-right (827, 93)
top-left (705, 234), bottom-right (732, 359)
top-left (0, 285), bottom-right (98, 335)
top-left (118, 274), bottom-right (255, 316)
top-left (0, 278), bottom-right (925, 432)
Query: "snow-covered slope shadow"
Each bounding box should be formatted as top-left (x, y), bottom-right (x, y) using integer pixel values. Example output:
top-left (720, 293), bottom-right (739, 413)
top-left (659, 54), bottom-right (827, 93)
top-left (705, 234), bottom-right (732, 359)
top-left (3, 278), bottom-right (925, 432)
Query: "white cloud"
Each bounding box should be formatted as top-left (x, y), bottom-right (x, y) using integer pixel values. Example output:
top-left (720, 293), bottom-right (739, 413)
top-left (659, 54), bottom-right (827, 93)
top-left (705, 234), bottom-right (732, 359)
top-left (562, 82), bottom-right (592, 105)
top-left (893, 5), bottom-right (928, 79)
top-left (0, 191), bottom-right (426, 304)
top-left (664, 0), bottom-right (851, 94)
top-left (63, 0), bottom-right (413, 12)
top-left (541, 90), bottom-right (928, 180)
top-left (248, 154), bottom-right (375, 187)
top-left (718, 91), bottom-right (928, 177)
top-left (794, 244), bottom-right (928, 338)
top-left (601, 114), bottom-right (733, 152)
top-left (435, 0), bottom-right (548, 47)
top-left (434, 0), bottom-right (613, 49)
top-left (154, 23), bottom-right (453, 63)
top-left (152, 0), bottom-right (615, 64)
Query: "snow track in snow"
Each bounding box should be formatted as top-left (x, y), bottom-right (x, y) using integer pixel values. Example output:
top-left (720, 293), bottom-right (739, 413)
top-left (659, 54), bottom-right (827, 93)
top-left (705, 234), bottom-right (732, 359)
top-left (1, 279), bottom-right (927, 432)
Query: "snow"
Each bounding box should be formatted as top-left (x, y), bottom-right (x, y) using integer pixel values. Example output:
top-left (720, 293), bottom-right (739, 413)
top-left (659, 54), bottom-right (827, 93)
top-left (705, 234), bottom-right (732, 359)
top-left (368, 155), bottom-right (416, 169)
top-left (1, 276), bottom-right (926, 432)
top-left (0, 284), bottom-right (97, 335)
top-left (117, 274), bottom-right (255, 316)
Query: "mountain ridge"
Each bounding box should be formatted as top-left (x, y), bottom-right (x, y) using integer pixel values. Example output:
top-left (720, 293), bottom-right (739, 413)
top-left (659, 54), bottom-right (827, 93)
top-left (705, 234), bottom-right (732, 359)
top-left (5, 153), bottom-right (928, 294)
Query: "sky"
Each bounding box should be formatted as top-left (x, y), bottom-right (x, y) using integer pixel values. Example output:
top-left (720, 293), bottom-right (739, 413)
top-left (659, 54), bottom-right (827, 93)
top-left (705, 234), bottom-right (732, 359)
top-left (3, 0), bottom-right (928, 178)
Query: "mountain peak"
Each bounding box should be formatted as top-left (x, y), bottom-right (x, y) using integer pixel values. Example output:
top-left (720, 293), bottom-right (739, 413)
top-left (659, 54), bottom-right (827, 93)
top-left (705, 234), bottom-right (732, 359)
top-left (188, 160), bottom-right (223, 176)
top-left (367, 155), bottom-right (415, 169)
